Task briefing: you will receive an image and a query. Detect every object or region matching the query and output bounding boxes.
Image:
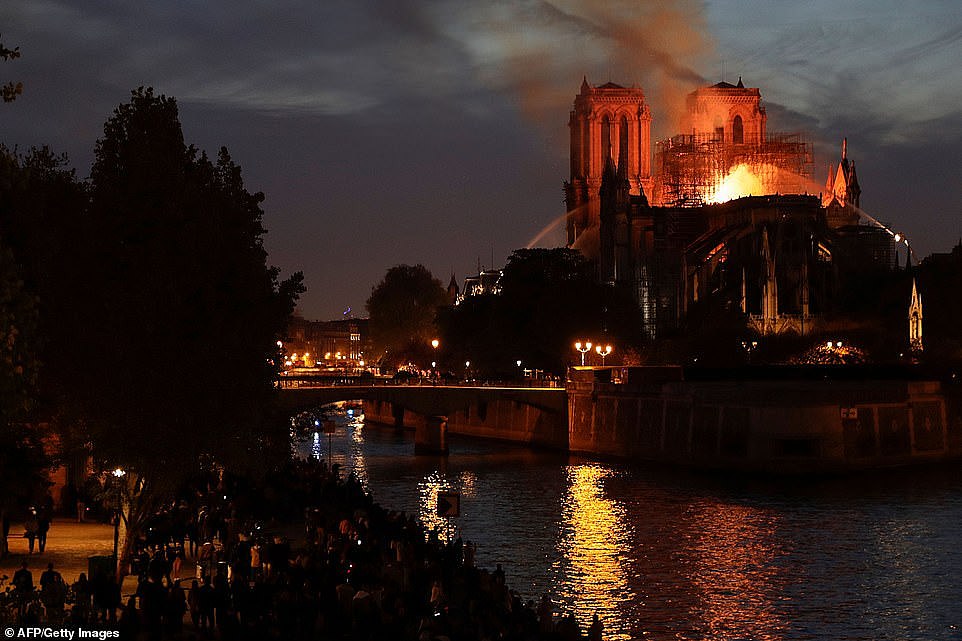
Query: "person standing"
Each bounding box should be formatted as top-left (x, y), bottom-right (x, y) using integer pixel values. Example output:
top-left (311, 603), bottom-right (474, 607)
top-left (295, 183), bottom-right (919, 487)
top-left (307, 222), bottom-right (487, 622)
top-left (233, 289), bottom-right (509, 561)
top-left (37, 511), bottom-right (51, 553)
top-left (589, 613), bottom-right (604, 641)
top-left (72, 573), bottom-right (92, 624)
top-left (12, 560), bottom-right (34, 618)
top-left (23, 508), bottom-right (39, 554)
top-left (39, 562), bottom-right (61, 589)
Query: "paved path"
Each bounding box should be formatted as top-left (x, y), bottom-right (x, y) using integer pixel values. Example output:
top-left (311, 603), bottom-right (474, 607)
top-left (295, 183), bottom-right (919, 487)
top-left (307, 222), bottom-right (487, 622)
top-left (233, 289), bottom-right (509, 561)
top-left (2, 518), bottom-right (113, 585)
top-left (1, 518), bottom-right (196, 591)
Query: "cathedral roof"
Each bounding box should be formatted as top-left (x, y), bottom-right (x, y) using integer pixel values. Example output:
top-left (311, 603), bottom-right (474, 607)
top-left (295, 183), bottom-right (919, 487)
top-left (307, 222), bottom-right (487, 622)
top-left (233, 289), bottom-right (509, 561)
top-left (708, 77), bottom-right (747, 89)
top-left (597, 81), bottom-right (624, 89)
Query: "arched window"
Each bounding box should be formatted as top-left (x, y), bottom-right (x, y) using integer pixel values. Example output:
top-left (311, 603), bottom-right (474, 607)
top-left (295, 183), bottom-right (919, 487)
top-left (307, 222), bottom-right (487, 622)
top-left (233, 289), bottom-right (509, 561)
top-left (713, 115), bottom-right (724, 141)
top-left (732, 115), bottom-right (744, 144)
top-left (601, 115), bottom-right (612, 161)
top-left (619, 116), bottom-right (629, 166)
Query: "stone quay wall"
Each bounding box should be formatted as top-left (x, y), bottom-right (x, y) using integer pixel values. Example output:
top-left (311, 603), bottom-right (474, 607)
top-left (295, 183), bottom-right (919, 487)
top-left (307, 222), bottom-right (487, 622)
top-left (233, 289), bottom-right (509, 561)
top-left (568, 366), bottom-right (962, 472)
top-left (363, 394), bottom-right (568, 451)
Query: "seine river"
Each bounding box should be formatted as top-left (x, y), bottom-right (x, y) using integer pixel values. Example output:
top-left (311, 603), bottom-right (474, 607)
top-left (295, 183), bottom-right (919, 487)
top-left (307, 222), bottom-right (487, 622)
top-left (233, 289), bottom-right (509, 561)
top-left (302, 409), bottom-right (962, 640)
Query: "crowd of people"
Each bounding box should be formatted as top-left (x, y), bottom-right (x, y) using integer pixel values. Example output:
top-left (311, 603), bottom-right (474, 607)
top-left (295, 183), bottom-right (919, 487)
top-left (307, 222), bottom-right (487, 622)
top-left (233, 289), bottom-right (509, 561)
top-left (2, 460), bottom-right (605, 640)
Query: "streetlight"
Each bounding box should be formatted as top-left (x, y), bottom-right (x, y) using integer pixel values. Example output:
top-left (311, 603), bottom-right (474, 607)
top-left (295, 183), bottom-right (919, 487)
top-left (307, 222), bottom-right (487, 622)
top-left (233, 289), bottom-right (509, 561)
top-left (431, 339), bottom-right (440, 378)
top-left (574, 341), bottom-right (593, 366)
top-left (595, 344), bottom-right (613, 366)
top-left (111, 468), bottom-right (126, 577)
top-left (465, 360), bottom-right (470, 381)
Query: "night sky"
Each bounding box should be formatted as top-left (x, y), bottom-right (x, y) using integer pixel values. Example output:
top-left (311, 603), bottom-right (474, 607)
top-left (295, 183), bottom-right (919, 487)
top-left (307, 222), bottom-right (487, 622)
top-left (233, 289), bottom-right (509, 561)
top-left (2, 1), bottom-right (960, 321)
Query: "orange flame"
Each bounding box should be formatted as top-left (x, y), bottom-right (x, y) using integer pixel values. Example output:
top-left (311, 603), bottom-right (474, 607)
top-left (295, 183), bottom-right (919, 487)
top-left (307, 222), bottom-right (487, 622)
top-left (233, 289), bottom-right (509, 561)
top-left (708, 163), bottom-right (769, 203)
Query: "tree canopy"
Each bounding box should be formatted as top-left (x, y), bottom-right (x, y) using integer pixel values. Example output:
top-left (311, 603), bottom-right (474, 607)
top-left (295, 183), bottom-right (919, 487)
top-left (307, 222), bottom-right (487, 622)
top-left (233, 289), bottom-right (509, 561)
top-left (438, 248), bottom-right (639, 376)
top-left (0, 87), bottom-right (303, 566)
top-left (69, 88), bottom-right (302, 476)
top-left (366, 264), bottom-right (446, 367)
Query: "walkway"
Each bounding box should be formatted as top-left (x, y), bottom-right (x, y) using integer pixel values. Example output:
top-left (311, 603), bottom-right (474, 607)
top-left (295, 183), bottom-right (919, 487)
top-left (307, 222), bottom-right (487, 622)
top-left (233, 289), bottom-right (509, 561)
top-left (1, 519), bottom-right (197, 590)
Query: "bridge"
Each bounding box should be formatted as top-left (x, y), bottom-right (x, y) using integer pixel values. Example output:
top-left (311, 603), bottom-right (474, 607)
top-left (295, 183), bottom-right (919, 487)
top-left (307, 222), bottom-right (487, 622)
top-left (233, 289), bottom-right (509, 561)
top-left (278, 375), bottom-right (568, 454)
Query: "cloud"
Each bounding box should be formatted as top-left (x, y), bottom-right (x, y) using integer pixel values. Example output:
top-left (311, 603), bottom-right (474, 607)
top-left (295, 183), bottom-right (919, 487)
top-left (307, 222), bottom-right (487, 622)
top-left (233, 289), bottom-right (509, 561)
top-left (706, 1), bottom-right (962, 146)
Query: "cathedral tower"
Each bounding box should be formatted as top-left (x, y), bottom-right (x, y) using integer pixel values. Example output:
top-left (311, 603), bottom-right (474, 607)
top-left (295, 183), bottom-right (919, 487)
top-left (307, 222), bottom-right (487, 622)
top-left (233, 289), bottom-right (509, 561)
top-left (681, 77), bottom-right (767, 144)
top-left (565, 78), bottom-right (652, 248)
top-left (909, 278), bottom-right (923, 352)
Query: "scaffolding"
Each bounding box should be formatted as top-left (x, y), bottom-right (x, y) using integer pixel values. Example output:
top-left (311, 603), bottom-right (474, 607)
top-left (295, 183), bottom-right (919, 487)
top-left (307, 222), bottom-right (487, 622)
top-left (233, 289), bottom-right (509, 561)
top-left (653, 132), bottom-right (813, 207)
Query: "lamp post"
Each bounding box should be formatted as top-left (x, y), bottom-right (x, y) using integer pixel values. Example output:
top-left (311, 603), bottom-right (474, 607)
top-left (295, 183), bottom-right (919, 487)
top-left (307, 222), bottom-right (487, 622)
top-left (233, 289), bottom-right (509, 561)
top-left (111, 467), bottom-right (126, 577)
top-left (595, 344), bottom-right (612, 366)
top-left (574, 341), bottom-right (593, 366)
top-left (431, 339), bottom-right (440, 379)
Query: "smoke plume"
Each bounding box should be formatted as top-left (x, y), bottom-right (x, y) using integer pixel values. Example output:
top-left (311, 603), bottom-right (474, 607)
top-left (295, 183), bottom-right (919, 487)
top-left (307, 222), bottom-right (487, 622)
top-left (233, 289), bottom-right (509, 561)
top-left (450, 0), bottom-right (714, 142)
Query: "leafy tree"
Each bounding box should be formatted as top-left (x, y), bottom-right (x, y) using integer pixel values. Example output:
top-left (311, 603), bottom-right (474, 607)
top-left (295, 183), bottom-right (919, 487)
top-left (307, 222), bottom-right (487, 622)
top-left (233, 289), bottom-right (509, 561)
top-left (0, 238), bottom-right (48, 557)
top-left (62, 88), bottom-right (303, 572)
top-left (438, 248), bottom-right (639, 376)
top-left (1, 38), bottom-right (23, 102)
top-left (366, 264), bottom-right (446, 367)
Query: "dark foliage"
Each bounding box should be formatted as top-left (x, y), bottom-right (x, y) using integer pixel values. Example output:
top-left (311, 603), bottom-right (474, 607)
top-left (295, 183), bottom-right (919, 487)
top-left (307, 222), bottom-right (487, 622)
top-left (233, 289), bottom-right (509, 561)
top-left (0, 88), bottom-right (303, 566)
top-left (65, 88), bottom-right (303, 483)
top-left (1, 38), bottom-right (23, 102)
top-left (438, 248), bottom-right (640, 376)
top-left (366, 264), bottom-right (446, 367)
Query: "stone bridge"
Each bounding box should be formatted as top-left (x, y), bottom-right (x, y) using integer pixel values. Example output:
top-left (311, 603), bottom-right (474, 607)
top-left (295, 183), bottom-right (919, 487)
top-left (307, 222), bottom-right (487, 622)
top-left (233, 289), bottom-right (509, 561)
top-left (278, 380), bottom-right (568, 454)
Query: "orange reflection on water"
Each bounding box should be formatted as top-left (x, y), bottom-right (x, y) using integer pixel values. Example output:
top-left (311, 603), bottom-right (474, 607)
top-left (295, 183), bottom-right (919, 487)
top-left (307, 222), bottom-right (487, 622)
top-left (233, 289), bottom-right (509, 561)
top-left (683, 501), bottom-right (787, 641)
top-left (554, 464), bottom-right (634, 641)
top-left (418, 470), bottom-right (457, 543)
top-left (348, 413), bottom-right (369, 488)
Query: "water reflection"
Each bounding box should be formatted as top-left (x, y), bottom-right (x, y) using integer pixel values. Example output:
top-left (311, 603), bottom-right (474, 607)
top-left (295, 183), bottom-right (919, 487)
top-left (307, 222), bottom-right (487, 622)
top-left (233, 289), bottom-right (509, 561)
top-left (418, 469), bottom-right (457, 542)
top-left (554, 463), bottom-right (635, 641)
top-left (348, 411), bottom-right (369, 487)
top-left (295, 410), bottom-right (962, 641)
top-left (683, 502), bottom-right (786, 640)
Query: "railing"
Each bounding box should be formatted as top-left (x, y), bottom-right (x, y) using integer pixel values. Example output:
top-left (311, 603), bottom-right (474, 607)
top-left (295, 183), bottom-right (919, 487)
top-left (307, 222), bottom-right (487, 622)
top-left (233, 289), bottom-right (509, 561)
top-left (277, 375), bottom-right (564, 390)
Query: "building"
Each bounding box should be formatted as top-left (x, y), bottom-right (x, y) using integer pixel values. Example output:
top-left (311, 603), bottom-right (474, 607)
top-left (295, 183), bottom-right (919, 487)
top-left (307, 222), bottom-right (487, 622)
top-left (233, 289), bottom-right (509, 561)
top-left (573, 79), bottom-right (898, 341)
top-left (284, 314), bottom-right (370, 367)
top-left (564, 79), bottom-right (652, 248)
top-left (456, 269), bottom-right (502, 305)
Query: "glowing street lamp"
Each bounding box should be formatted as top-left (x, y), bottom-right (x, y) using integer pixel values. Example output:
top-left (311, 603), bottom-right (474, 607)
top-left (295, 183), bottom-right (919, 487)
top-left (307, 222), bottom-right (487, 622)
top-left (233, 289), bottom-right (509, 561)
top-left (111, 467), bottom-right (126, 577)
top-left (574, 341), bottom-right (593, 366)
top-left (431, 339), bottom-right (440, 377)
top-left (595, 344), bottom-right (613, 366)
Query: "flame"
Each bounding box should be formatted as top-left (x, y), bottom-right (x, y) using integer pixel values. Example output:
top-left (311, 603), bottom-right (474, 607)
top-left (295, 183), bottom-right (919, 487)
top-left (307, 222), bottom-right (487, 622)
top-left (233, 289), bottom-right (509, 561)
top-left (709, 163), bottom-right (769, 203)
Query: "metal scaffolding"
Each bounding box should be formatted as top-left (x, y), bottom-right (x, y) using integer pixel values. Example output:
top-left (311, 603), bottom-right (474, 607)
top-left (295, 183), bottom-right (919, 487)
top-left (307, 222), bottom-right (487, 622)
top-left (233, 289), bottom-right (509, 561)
top-left (653, 133), bottom-right (813, 207)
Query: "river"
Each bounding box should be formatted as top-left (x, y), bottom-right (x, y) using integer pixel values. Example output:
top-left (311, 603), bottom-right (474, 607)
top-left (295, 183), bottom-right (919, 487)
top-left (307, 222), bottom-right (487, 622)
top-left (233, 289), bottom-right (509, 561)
top-left (299, 408), bottom-right (962, 640)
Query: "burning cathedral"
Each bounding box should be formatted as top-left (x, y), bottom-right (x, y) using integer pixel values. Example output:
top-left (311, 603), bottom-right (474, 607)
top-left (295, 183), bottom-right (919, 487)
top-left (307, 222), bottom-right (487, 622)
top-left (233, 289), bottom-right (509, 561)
top-left (564, 77), bottom-right (898, 340)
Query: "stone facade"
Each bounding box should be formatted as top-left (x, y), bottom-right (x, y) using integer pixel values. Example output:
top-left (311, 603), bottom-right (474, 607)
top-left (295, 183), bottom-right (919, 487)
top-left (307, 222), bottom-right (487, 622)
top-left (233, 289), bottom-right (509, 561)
top-left (565, 79), bottom-right (652, 248)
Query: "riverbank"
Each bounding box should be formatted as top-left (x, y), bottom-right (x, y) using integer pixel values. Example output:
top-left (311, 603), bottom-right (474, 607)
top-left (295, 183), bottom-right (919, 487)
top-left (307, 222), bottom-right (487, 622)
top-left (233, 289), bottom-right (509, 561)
top-left (1, 461), bottom-right (598, 640)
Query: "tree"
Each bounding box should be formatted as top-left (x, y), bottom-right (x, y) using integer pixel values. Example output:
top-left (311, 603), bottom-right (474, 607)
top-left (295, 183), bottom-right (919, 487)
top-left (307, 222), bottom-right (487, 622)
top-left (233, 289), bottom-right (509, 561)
top-left (438, 248), bottom-right (640, 375)
top-left (0, 142), bottom-right (80, 557)
top-left (1, 38), bottom-right (23, 102)
top-left (366, 264), bottom-right (446, 367)
top-left (0, 238), bottom-right (48, 557)
top-left (62, 88), bottom-right (303, 573)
